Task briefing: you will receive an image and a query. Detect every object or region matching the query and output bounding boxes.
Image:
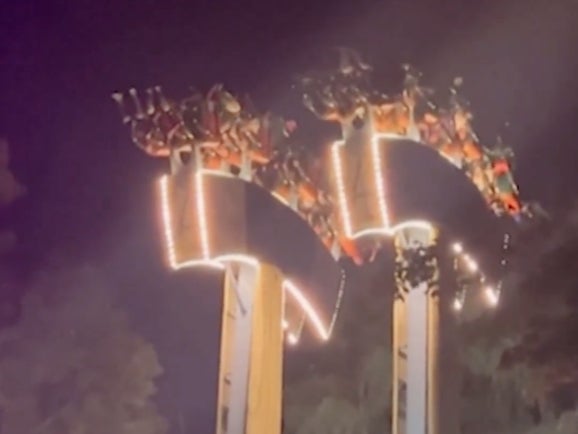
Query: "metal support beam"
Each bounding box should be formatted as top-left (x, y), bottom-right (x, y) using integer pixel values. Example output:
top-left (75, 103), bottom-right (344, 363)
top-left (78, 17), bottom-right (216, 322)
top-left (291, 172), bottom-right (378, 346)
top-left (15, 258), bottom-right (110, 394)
top-left (392, 226), bottom-right (439, 434)
top-left (215, 262), bottom-right (284, 434)
top-left (246, 263), bottom-right (284, 434)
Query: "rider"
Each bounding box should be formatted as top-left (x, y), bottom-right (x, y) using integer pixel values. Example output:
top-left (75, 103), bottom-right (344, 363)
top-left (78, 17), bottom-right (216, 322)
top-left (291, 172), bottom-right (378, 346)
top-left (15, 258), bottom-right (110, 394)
top-left (448, 85), bottom-right (495, 202)
top-left (486, 140), bottom-right (522, 217)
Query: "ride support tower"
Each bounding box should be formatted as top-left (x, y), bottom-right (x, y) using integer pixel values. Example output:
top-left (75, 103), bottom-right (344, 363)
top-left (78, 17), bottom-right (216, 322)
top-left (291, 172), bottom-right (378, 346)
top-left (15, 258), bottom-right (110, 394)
top-left (115, 85), bottom-right (345, 434)
top-left (299, 50), bottom-right (525, 434)
top-left (336, 116), bottom-right (442, 434)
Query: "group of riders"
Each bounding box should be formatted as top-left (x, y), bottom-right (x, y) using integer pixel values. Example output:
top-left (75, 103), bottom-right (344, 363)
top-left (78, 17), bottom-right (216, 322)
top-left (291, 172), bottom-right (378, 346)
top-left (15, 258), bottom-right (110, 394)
top-left (112, 83), bottom-right (363, 263)
top-left (112, 50), bottom-right (526, 264)
top-left (299, 50), bottom-right (524, 220)
top-left (394, 242), bottom-right (439, 292)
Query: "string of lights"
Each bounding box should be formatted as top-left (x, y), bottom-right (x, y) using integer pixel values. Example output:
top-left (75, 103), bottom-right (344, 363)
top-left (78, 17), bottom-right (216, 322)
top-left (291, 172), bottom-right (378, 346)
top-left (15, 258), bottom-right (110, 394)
top-left (159, 171), bottom-right (335, 343)
top-left (450, 240), bottom-right (503, 312)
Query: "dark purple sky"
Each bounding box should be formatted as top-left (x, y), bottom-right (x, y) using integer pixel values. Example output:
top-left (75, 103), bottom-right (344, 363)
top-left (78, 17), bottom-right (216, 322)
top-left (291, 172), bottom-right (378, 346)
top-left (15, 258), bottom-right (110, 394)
top-left (1, 0), bottom-right (577, 432)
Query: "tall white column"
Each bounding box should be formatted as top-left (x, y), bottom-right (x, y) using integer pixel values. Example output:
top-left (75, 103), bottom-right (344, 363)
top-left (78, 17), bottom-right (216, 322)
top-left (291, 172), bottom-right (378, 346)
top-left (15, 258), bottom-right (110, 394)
top-left (406, 282), bottom-right (428, 434)
top-left (215, 262), bottom-right (284, 434)
top-left (226, 264), bottom-right (258, 433)
top-left (392, 226), bottom-right (439, 434)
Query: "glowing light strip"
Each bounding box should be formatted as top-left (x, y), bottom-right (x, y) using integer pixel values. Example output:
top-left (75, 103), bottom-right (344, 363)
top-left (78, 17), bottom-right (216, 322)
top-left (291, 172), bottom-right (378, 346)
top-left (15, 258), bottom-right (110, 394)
top-left (159, 176), bottom-right (178, 269)
top-left (327, 268), bottom-right (346, 336)
top-left (160, 174), bottom-right (221, 270)
top-left (200, 168), bottom-right (235, 178)
top-left (158, 174), bottom-right (334, 342)
top-left (283, 279), bottom-right (330, 341)
top-left (195, 172), bottom-right (211, 259)
top-left (331, 141), bottom-right (353, 237)
top-left (372, 133), bottom-right (393, 229)
top-left (351, 220), bottom-right (434, 239)
top-left (214, 254), bottom-right (259, 268)
top-left (271, 192), bottom-right (290, 206)
top-left (450, 240), bottom-right (500, 310)
top-left (332, 132), bottom-right (434, 240)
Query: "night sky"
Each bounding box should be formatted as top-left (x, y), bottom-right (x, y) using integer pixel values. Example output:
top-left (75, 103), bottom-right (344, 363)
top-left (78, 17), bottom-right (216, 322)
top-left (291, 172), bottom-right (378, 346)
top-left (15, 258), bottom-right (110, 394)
top-left (2, 0), bottom-right (578, 432)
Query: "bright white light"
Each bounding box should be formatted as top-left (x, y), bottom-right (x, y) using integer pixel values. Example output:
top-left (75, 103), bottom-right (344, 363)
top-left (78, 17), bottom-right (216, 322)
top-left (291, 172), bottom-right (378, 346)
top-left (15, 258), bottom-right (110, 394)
top-left (287, 333), bottom-right (299, 345)
top-left (283, 279), bottom-right (330, 341)
top-left (330, 131), bottom-right (396, 240)
top-left (371, 134), bottom-right (392, 229)
top-left (195, 171), bottom-right (211, 259)
top-left (327, 270), bottom-right (346, 336)
top-left (331, 132), bottom-right (437, 242)
top-left (272, 191), bottom-right (290, 205)
top-left (331, 141), bottom-right (354, 237)
top-left (158, 174), bottom-right (336, 344)
top-left (198, 168), bottom-right (237, 178)
top-left (464, 255), bottom-right (478, 273)
top-left (452, 297), bottom-right (463, 311)
top-left (159, 176), bottom-right (178, 269)
top-left (485, 286), bottom-right (500, 306)
top-left (452, 242), bottom-right (463, 254)
top-left (214, 254), bottom-right (259, 268)
top-left (351, 219), bottom-right (434, 239)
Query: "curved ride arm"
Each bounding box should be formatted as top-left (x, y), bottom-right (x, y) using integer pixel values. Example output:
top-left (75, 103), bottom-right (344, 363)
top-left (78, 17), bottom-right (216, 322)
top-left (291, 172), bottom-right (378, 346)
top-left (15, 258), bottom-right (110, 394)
top-left (114, 66), bottom-right (516, 343)
top-left (113, 57), bottom-right (529, 313)
top-left (114, 85), bottom-right (364, 264)
top-left (297, 57), bottom-right (529, 222)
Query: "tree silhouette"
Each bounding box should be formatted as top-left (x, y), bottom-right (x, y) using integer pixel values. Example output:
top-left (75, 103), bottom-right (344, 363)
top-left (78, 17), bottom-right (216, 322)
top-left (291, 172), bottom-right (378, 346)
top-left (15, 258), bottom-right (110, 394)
top-left (284, 262), bottom-right (394, 434)
top-left (0, 266), bottom-right (168, 434)
top-left (285, 212), bottom-right (578, 434)
top-left (459, 204), bottom-right (578, 431)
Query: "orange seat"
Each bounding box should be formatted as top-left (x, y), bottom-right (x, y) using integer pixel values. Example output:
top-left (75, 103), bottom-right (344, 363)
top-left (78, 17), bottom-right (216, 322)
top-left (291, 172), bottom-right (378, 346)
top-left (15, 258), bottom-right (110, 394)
top-left (298, 183), bottom-right (317, 205)
top-left (204, 154), bottom-right (222, 170)
top-left (439, 141), bottom-right (464, 161)
top-left (463, 141), bottom-right (483, 161)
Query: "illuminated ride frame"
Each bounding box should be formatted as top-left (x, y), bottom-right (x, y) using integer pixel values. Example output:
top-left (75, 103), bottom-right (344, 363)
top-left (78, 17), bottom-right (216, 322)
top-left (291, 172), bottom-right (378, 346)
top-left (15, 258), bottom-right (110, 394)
top-left (159, 156), bottom-right (344, 434)
top-left (114, 59), bottom-right (526, 434)
top-left (299, 59), bottom-right (526, 434)
top-left (114, 84), bottom-right (348, 434)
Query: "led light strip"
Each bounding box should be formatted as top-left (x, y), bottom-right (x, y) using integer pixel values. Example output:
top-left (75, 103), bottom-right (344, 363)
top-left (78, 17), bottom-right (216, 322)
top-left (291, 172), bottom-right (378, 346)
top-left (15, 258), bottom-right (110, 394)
top-left (195, 171), bottom-right (211, 259)
top-left (450, 241), bottom-right (500, 311)
top-left (351, 220), bottom-right (434, 239)
top-left (158, 173), bottom-right (336, 343)
top-left (332, 132), bottom-right (435, 240)
top-left (371, 133), bottom-right (393, 229)
top-left (331, 125), bottom-right (502, 313)
top-left (283, 279), bottom-right (330, 341)
top-left (326, 267), bottom-right (346, 338)
top-left (159, 174), bottom-right (222, 271)
top-left (159, 176), bottom-right (178, 269)
top-left (331, 141), bottom-right (354, 237)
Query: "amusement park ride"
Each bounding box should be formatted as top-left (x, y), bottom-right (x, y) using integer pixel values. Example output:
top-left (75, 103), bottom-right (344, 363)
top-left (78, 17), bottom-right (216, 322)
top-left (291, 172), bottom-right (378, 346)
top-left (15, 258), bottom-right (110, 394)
top-left (114, 49), bottom-right (532, 434)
